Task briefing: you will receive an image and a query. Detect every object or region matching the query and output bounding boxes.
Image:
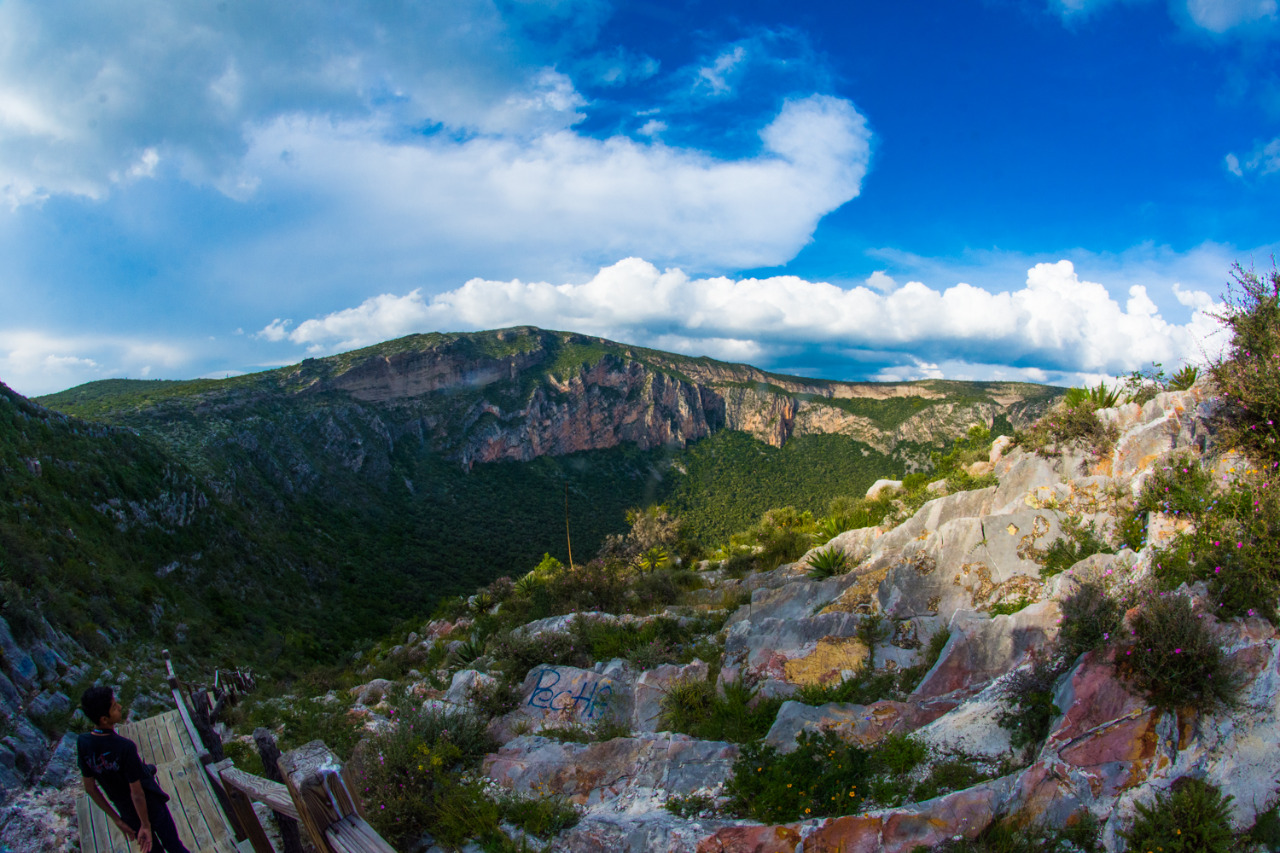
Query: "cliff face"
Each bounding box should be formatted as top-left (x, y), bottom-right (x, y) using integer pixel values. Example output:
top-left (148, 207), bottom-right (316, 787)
top-left (214, 327), bottom-right (1059, 469)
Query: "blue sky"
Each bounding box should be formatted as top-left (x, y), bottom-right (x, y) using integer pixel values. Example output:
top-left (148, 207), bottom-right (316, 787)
top-left (3, 0), bottom-right (1279, 396)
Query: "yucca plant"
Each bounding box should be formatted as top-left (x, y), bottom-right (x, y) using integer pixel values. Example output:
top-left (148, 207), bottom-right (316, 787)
top-left (815, 516), bottom-right (847, 542)
top-left (806, 546), bottom-right (849, 580)
top-left (446, 636), bottom-right (485, 672)
top-left (1169, 364), bottom-right (1200, 391)
top-left (637, 546), bottom-right (671, 573)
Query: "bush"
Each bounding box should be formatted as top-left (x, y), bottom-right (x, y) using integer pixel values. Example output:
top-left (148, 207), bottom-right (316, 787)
top-left (726, 730), bottom-right (872, 823)
top-left (664, 793), bottom-right (718, 819)
top-left (658, 676), bottom-right (783, 743)
top-left (1119, 593), bottom-right (1243, 712)
top-left (1121, 776), bottom-right (1235, 853)
top-left (496, 791), bottom-right (580, 838)
top-left (1058, 582), bottom-right (1123, 662)
top-left (998, 652), bottom-right (1071, 754)
top-left (1209, 264), bottom-right (1280, 466)
top-left (1040, 519), bottom-right (1114, 578)
top-left (1136, 458), bottom-right (1217, 521)
top-left (1015, 401), bottom-right (1120, 464)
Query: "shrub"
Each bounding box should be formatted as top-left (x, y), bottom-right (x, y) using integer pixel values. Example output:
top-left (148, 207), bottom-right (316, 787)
top-left (488, 630), bottom-right (588, 684)
top-left (1120, 593), bottom-right (1243, 712)
top-left (796, 627), bottom-right (950, 707)
top-left (1209, 264), bottom-right (1280, 466)
top-left (1121, 776), bottom-right (1235, 853)
top-left (807, 546), bottom-right (849, 580)
top-left (658, 676), bottom-right (783, 744)
top-left (1015, 401), bottom-right (1120, 464)
top-left (920, 813), bottom-right (1100, 853)
top-left (1040, 519), bottom-right (1114, 578)
top-left (496, 791), bottom-right (580, 838)
top-left (1249, 800), bottom-right (1280, 849)
top-left (987, 597), bottom-right (1033, 617)
top-left (1057, 582), bottom-right (1123, 662)
top-left (726, 730), bottom-right (872, 823)
top-left (998, 652), bottom-right (1070, 754)
top-left (1136, 458), bottom-right (1217, 520)
top-left (908, 758), bottom-right (991, 804)
top-left (664, 793), bottom-right (718, 819)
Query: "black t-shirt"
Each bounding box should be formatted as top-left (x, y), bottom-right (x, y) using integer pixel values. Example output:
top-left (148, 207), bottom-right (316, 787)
top-left (77, 731), bottom-right (169, 814)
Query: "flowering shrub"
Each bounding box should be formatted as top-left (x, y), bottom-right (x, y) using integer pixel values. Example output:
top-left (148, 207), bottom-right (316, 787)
top-left (1118, 592), bottom-right (1243, 713)
top-left (1210, 264), bottom-right (1280, 465)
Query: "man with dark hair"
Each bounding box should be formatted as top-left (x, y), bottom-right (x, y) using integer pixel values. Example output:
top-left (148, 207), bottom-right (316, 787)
top-left (78, 686), bottom-right (191, 853)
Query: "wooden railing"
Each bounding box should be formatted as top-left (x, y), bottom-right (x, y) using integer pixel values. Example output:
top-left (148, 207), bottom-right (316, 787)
top-left (163, 650), bottom-right (396, 853)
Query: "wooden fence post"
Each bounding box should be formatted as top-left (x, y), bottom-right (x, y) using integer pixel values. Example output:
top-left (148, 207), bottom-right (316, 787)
top-left (277, 740), bottom-right (358, 853)
top-left (254, 728), bottom-right (306, 853)
top-left (208, 758), bottom-right (274, 853)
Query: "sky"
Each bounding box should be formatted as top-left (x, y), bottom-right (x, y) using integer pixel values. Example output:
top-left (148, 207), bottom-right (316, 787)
top-left (3, 0), bottom-right (1280, 397)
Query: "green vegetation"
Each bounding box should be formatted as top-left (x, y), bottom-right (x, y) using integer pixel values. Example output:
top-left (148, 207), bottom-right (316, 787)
top-left (725, 730), bottom-right (992, 824)
top-left (1015, 398), bottom-right (1120, 462)
top-left (806, 546), bottom-right (850, 580)
top-left (1040, 518), bottom-right (1114, 578)
top-left (1120, 592), bottom-right (1244, 713)
top-left (658, 677), bottom-right (784, 744)
top-left (1121, 777), bottom-right (1235, 853)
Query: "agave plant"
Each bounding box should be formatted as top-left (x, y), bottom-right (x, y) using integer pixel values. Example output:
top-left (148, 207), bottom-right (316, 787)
top-left (513, 572), bottom-right (542, 598)
top-left (806, 546), bottom-right (849, 580)
top-left (446, 635), bottom-right (485, 672)
top-left (814, 516), bottom-right (846, 542)
top-left (637, 546), bottom-right (671, 573)
top-left (1064, 382), bottom-right (1124, 410)
top-left (1168, 364), bottom-right (1200, 391)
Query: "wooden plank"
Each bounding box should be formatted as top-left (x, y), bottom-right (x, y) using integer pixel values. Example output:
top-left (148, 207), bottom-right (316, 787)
top-left (212, 765), bottom-right (275, 853)
top-left (325, 815), bottom-right (397, 853)
top-left (156, 755), bottom-right (239, 853)
top-left (75, 792), bottom-right (131, 853)
top-left (219, 766), bottom-right (300, 820)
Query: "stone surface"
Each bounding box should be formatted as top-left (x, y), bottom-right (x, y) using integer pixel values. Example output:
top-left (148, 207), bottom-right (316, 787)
top-left (484, 733), bottom-right (738, 806)
top-left (723, 612), bottom-right (863, 684)
top-left (36, 734), bottom-right (78, 789)
top-left (912, 604), bottom-right (1059, 701)
top-left (493, 665), bottom-right (633, 741)
top-left (866, 479), bottom-right (903, 500)
top-left (27, 690), bottom-right (71, 720)
top-left (763, 700), bottom-right (925, 752)
top-left (633, 660), bottom-right (708, 733)
top-left (0, 617), bottom-right (37, 694)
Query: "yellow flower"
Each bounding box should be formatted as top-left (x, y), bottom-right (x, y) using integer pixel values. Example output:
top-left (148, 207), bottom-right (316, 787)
top-left (787, 783), bottom-right (792, 788)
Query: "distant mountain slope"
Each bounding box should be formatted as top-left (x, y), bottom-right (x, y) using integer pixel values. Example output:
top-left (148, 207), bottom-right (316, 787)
top-left (15, 327), bottom-right (1061, 670)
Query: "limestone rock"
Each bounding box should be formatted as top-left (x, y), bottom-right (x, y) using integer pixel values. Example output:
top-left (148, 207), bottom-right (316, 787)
top-left (763, 700), bottom-right (927, 752)
top-left (633, 660), bottom-right (708, 733)
top-left (912, 604), bottom-right (1059, 702)
top-left (866, 479), bottom-right (903, 500)
top-left (484, 733), bottom-right (738, 806)
top-left (0, 617), bottom-right (37, 694)
top-left (493, 664), bottom-right (632, 742)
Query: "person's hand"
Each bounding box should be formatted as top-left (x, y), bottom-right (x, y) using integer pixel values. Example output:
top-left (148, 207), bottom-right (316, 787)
top-left (112, 817), bottom-right (137, 841)
top-left (134, 826), bottom-right (153, 853)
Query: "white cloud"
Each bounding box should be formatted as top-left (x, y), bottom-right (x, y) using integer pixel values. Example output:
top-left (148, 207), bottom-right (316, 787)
top-left (0, 329), bottom-right (189, 396)
top-left (236, 94), bottom-right (870, 272)
top-left (1226, 137), bottom-right (1280, 177)
top-left (0, 0), bottom-right (602, 204)
top-left (1185, 0), bottom-right (1277, 32)
top-left (264, 256), bottom-right (1225, 384)
top-left (694, 46), bottom-right (747, 95)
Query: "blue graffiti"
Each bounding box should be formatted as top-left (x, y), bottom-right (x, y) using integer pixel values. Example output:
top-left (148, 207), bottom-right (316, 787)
top-left (527, 668), bottom-right (613, 720)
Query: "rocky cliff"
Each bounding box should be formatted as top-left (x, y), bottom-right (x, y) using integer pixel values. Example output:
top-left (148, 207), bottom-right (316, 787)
top-left (329, 382), bottom-right (1280, 852)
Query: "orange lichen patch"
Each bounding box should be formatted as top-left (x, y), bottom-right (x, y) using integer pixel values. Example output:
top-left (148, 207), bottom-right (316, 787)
top-left (784, 637), bottom-right (870, 686)
top-left (1006, 523), bottom-right (1020, 536)
top-left (953, 562), bottom-right (1042, 610)
top-left (821, 564), bottom-right (890, 614)
top-left (1016, 514), bottom-right (1052, 563)
top-left (696, 823), bottom-right (801, 853)
top-left (1177, 708), bottom-right (1197, 751)
top-left (1059, 709), bottom-right (1161, 795)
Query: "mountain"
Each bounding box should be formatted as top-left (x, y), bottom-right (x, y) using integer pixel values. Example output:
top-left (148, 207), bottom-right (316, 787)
top-left (9, 327), bottom-right (1060, 671)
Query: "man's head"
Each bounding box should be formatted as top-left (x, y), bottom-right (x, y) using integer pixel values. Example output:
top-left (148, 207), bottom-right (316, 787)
top-left (80, 685), bottom-right (119, 728)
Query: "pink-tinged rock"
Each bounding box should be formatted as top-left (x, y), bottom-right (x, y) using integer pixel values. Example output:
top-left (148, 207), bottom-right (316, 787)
top-left (800, 815), bottom-right (883, 853)
top-left (695, 823), bottom-right (802, 853)
top-left (912, 604), bottom-right (1058, 701)
top-left (1057, 711), bottom-right (1161, 797)
top-left (492, 664), bottom-right (633, 741)
top-left (1047, 650), bottom-right (1147, 748)
top-left (878, 780), bottom-right (1007, 853)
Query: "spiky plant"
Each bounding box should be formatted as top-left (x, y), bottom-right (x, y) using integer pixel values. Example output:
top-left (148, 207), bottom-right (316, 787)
top-left (806, 546), bottom-right (849, 580)
top-left (1169, 364), bottom-right (1200, 391)
top-left (1121, 777), bottom-right (1235, 853)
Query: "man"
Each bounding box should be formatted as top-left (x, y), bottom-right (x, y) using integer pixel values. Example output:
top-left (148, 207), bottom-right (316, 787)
top-left (78, 686), bottom-right (191, 853)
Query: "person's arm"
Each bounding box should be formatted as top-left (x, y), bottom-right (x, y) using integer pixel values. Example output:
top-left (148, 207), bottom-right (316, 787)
top-left (128, 780), bottom-right (153, 853)
top-left (82, 776), bottom-right (138, 841)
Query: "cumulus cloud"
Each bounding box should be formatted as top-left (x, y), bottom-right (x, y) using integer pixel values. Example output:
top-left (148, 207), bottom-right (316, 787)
top-left (263, 257), bottom-right (1224, 386)
top-left (0, 0), bottom-right (601, 204)
top-left (237, 94), bottom-right (870, 271)
top-left (0, 329), bottom-right (189, 396)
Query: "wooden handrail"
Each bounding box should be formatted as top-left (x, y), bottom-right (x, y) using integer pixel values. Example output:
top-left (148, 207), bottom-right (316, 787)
top-left (218, 766), bottom-right (301, 821)
top-left (162, 649), bottom-right (210, 762)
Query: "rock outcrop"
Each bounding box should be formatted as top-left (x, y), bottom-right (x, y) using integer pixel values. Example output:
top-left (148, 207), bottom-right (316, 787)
top-left (335, 382), bottom-right (1280, 852)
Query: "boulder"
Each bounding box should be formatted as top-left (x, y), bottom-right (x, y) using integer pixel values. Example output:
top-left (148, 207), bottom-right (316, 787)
top-left (911, 604), bottom-right (1059, 702)
top-left (0, 717), bottom-right (48, 781)
top-left (866, 479), bottom-right (903, 500)
top-left (350, 678), bottom-right (394, 706)
top-left (27, 642), bottom-right (66, 686)
top-left (441, 668), bottom-right (495, 708)
top-left (723, 612), bottom-right (863, 684)
top-left (493, 664), bottom-right (633, 741)
top-left (912, 677), bottom-right (1013, 761)
top-left (27, 690), bottom-right (71, 720)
